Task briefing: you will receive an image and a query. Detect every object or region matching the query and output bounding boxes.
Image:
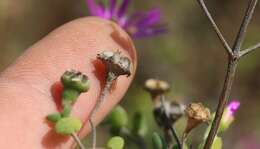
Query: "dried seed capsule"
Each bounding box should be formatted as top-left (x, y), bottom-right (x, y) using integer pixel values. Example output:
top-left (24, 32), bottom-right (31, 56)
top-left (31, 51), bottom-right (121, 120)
top-left (97, 51), bottom-right (131, 77)
top-left (154, 101), bottom-right (185, 125)
top-left (89, 51), bottom-right (132, 148)
top-left (184, 103), bottom-right (211, 135)
top-left (144, 79), bottom-right (170, 98)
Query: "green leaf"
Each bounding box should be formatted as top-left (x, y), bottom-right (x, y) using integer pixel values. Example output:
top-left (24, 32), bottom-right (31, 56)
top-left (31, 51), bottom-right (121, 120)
top-left (47, 113), bottom-right (61, 122)
top-left (212, 136), bottom-right (222, 149)
top-left (132, 112), bottom-right (147, 137)
top-left (107, 136), bottom-right (125, 149)
top-left (55, 117), bottom-right (82, 135)
top-left (172, 144), bottom-right (188, 149)
top-left (152, 132), bottom-right (163, 149)
top-left (107, 106), bottom-right (128, 129)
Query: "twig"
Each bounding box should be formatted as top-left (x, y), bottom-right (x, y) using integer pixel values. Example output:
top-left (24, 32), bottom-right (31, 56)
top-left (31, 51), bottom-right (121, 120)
top-left (239, 42), bottom-right (260, 57)
top-left (197, 0), bottom-right (233, 56)
top-left (232, 0), bottom-right (258, 53)
top-left (160, 95), bottom-right (182, 149)
top-left (199, 0), bottom-right (258, 149)
top-left (71, 133), bottom-right (87, 149)
top-left (203, 59), bottom-right (238, 149)
top-left (89, 74), bottom-right (115, 149)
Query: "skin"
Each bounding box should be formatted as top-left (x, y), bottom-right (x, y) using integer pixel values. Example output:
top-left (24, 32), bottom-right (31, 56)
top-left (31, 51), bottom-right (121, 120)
top-left (0, 17), bottom-right (137, 149)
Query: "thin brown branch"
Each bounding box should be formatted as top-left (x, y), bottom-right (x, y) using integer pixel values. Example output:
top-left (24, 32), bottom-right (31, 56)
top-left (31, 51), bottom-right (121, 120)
top-left (197, 0), bottom-right (233, 56)
top-left (239, 42), bottom-right (260, 57)
top-left (202, 0), bottom-right (258, 149)
top-left (71, 133), bottom-right (86, 149)
top-left (232, 0), bottom-right (258, 53)
top-left (203, 59), bottom-right (239, 149)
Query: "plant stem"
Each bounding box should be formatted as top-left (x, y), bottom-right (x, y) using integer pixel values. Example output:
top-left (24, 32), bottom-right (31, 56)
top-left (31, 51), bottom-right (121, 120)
top-left (89, 72), bottom-right (117, 149)
top-left (71, 133), bottom-right (86, 149)
top-left (203, 59), bottom-right (238, 149)
top-left (197, 0), bottom-right (232, 55)
top-left (232, 0), bottom-right (258, 53)
top-left (239, 42), bottom-right (260, 57)
top-left (201, 0), bottom-right (258, 148)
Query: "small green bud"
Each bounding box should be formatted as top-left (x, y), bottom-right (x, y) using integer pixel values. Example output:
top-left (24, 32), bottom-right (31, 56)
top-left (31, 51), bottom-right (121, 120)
top-left (107, 136), bottom-right (125, 149)
top-left (152, 132), bottom-right (164, 149)
top-left (107, 106), bottom-right (128, 129)
top-left (132, 112), bottom-right (147, 137)
top-left (47, 113), bottom-right (61, 122)
top-left (55, 117), bottom-right (82, 135)
top-left (62, 88), bottom-right (80, 103)
top-left (61, 70), bottom-right (90, 93)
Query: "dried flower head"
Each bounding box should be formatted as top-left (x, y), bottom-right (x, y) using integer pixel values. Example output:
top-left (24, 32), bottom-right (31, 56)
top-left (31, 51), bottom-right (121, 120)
top-left (97, 51), bottom-right (131, 77)
top-left (184, 103), bottom-right (211, 135)
top-left (144, 79), bottom-right (170, 96)
top-left (86, 0), bottom-right (166, 38)
top-left (154, 101), bottom-right (185, 125)
top-left (89, 51), bottom-right (132, 148)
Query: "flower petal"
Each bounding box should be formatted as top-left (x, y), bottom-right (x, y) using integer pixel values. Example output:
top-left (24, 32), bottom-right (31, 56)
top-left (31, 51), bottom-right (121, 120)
top-left (86, 0), bottom-right (105, 17)
top-left (117, 0), bottom-right (131, 18)
top-left (136, 8), bottom-right (162, 27)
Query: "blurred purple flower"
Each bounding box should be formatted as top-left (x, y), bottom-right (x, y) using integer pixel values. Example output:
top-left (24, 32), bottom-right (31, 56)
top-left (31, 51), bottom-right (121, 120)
top-left (219, 100), bottom-right (240, 132)
top-left (227, 100), bottom-right (240, 117)
top-left (86, 0), bottom-right (166, 38)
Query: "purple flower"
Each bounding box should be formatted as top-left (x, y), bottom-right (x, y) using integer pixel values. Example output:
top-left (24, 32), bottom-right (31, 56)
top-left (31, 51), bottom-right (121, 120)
top-left (219, 100), bottom-right (240, 132)
top-left (86, 0), bottom-right (166, 38)
top-left (226, 100), bottom-right (240, 117)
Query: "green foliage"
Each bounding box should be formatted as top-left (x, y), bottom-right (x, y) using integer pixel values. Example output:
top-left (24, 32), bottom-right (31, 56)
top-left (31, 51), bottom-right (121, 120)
top-left (173, 144), bottom-right (188, 149)
top-left (47, 113), bottom-right (61, 122)
top-left (55, 117), bottom-right (82, 135)
top-left (212, 136), bottom-right (222, 149)
top-left (152, 132), bottom-right (167, 149)
top-left (132, 112), bottom-right (148, 137)
top-left (107, 136), bottom-right (125, 149)
top-left (198, 136), bottom-right (222, 149)
top-left (107, 106), bottom-right (128, 129)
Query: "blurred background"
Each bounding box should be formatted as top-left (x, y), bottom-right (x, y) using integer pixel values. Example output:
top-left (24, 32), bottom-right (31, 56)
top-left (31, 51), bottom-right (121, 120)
top-left (0, 0), bottom-right (260, 148)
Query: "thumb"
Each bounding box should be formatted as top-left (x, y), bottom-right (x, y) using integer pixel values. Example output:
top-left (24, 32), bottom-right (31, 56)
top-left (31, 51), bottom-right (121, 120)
top-left (0, 17), bottom-right (136, 149)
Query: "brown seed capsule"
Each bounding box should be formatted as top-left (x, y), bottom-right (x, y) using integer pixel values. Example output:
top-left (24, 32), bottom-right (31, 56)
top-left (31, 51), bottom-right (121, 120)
top-left (144, 79), bottom-right (170, 98)
top-left (184, 102), bottom-right (211, 135)
top-left (97, 51), bottom-right (131, 77)
top-left (90, 51), bottom-right (132, 149)
top-left (154, 101), bottom-right (185, 125)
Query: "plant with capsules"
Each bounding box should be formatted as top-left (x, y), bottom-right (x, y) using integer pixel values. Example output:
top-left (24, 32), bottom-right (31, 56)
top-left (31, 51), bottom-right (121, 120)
top-left (47, 0), bottom-right (260, 149)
